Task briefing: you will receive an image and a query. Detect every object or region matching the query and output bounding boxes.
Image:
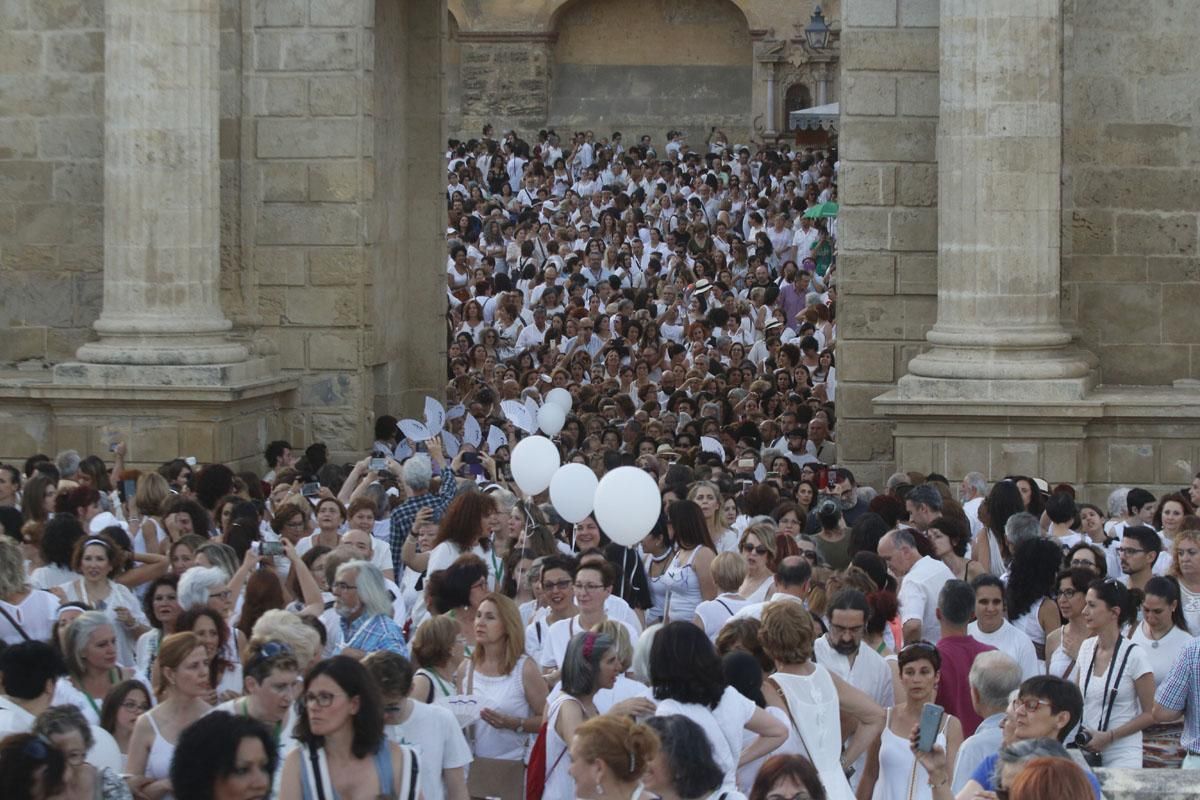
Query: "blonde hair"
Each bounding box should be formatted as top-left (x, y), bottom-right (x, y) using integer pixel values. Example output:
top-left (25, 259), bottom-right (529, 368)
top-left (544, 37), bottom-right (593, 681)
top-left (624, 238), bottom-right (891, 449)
top-left (759, 600), bottom-right (815, 666)
top-left (135, 472), bottom-right (171, 518)
top-left (412, 614), bottom-right (459, 668)
top-left (249, 609), bottom-right (321, 669)
top-left (472, 593), bottom-right (525, 675)
top-left (573, 715), bottom-right (660, 784)
top-left (0, 538), bottom-right (27, 597)
top-left (1170, 529), bottom-right (1200, 582)
top-left (739, 519), bottom-right (778, 566)
top-left (592, 619), bottom-right (634, 669)
top-left (710, 551), bottom-right (747, 594)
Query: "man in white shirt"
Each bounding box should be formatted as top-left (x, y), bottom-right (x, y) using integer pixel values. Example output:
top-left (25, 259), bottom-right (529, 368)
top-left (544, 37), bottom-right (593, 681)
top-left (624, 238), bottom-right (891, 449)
top-left (879, 527), bottom-right (954, 644)
top-left (813, 589), bottom-right (894, 705)
top-left (514, 306), bottom-right (550, 353)
top-left (950, 651), bottom-right (1023, 793)
top-left (966, 575), bottom-right (1040, 680)
top-left (728, 557), bottom-right (825, 636)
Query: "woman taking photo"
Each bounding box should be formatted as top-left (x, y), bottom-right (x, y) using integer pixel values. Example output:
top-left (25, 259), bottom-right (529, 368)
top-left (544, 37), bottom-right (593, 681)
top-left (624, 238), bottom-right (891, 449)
top-left (99, 680), bottom-right (152, 770)
top-left (459, 592), bottom-right (545, 800)
top-left (1071, 578), bottom-right (1155, 768)
top-left (660, 500), bottom-right (717, 623)
top-left (56, 611), bottom-right (136, 725)
top-left (279, 656), bottom-right (419, 800)
top-left (126, 633), bottom-right (213, 800)
top-left (295, 497), bottom-right (345, 556)
top-left (1043, 567), bottom-right (1093, 679)
top-left (737, 520), bottom-right (777, 603)
top-left (858, 642), bottom-right (962, 800)
top-left (35, 705), bottom-right (131, 800)
top-left (651, 621), bottom-right (788, 792)
top-left (569, 715), bottom-right (660, 800)
top-left (758, 602), bottom-right (884, 800)
top-left (62, 534), bottom-right (149, 667)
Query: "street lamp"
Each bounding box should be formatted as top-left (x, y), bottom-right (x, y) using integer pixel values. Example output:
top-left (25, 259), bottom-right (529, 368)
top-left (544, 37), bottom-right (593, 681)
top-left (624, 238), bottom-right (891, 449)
top-left (804, 5), bottom-right (831, 50)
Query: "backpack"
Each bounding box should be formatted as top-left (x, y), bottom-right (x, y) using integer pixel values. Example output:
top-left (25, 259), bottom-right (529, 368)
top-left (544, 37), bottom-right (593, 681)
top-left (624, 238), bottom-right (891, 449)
top-left (524, 697), bottom-right (575, 800)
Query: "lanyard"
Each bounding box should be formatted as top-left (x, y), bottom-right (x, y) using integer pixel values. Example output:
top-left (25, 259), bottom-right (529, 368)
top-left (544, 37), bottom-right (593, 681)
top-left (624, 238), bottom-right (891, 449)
top-left (240, 698), bottom-right (283, 743)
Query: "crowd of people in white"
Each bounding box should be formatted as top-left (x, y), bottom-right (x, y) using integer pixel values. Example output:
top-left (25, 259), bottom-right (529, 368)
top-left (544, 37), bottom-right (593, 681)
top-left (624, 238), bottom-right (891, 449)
top-left (0, 128), bottom-right (1199, 800)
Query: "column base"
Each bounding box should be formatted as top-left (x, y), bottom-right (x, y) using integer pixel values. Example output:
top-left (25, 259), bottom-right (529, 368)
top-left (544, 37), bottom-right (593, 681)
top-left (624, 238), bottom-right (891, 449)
top-left (76, 337), bottom-right (249, 366)
top-left (899, 342), bottom-right (1099, 402)
top-left (0, 359), bottom-right (299, 472)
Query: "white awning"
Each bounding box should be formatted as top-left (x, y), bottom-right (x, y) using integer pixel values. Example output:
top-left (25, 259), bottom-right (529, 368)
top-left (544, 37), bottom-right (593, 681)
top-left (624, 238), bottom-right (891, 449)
top-left (788, 102), bottom-right (839, 131)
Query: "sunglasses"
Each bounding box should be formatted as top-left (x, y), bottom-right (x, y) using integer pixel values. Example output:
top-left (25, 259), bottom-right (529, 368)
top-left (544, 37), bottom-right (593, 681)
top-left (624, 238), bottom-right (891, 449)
top-left (740, 544), bottom-right (770, 556)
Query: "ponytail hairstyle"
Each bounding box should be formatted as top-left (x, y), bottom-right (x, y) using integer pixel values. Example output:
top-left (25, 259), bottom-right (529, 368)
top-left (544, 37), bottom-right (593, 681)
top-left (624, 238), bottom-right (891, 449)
top-left (1143, 575), bottom-right (1189, 634)
top-left (1087, 577), bottom-right (1138, 629)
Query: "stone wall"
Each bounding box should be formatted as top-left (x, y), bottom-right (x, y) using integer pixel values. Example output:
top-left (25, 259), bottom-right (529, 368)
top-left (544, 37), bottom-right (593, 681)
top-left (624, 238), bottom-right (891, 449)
top-left (457, 35), bottom-right (553, 139)
top-left (834, 0), bottom-right (939, 488)
top-left (0, 0), bottom-right (106, 363)
top-left (1061, 0), bottom-right (1200, 386)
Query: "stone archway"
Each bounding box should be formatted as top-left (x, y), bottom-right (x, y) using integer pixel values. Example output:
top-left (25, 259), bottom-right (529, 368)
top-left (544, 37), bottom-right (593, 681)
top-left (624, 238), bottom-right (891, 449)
top-left (547, 0), bottom-right (753, 139)
top-left (785, 83), bottom-right (813, 116)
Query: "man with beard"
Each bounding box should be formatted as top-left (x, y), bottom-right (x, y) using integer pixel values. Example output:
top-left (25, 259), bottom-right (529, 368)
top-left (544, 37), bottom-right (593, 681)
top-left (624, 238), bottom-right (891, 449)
top-left (813, 589), bottom-right (894, 787)
top-left (804, 467), bottom-right (870, 534)
top-left (332, 560), bottom-right (408, 659)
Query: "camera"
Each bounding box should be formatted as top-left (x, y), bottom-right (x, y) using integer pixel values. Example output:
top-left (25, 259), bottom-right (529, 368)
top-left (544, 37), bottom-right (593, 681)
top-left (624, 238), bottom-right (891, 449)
top-left (1072, 731), bottom-right (1103, 767)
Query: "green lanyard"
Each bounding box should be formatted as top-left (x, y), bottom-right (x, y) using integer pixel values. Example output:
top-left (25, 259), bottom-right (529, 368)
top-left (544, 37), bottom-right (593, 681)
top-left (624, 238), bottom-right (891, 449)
top-left (240, 698), bottom-right (283, 743)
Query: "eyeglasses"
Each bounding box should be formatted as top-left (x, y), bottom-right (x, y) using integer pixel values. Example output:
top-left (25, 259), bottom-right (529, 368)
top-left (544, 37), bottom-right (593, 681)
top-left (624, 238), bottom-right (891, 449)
top-left (1116, 547), bottom-right (1145, 556)
top-left (542, 579), bottom-right (572, 591)
top-left (1069, 558), bottom-right (1096, 568)
top-left (210, 589), bottom-right (232, 600)
top-left (120, 700), bottom-right (150, 713)
top-left (574, 582), bottom-right (606, 592)
top-left (332, 581), bottom-right (357, 592)
top-left (766, 793), bottom-right (813, 800)
top-left (303, 691), bottom-right (343, 708)
top-left (1051, 588), bottom-right (1079, 600)
top-left (1011, 697), bottom-right (1052, 714)
top-left (740, 544), bottom-right (769, 556)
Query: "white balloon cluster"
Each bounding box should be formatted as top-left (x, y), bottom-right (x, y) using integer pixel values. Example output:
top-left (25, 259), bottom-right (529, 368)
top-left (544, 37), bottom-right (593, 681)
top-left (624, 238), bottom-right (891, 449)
top-left (509, 381), bottom-right (660, 548)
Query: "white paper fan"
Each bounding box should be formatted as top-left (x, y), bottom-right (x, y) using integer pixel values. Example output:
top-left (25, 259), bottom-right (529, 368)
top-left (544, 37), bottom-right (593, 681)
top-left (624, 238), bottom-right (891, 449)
top-left (441, 430), bottom-right (461, 459)
top-left (501, 400), bottom-right (535, 434)
top-left (446, 404), bottom-right (466, 420)
top-left (487, 425), bottom-right (509, 453)
top-left (463, 415), bottom-right (482, 448)
top-left (397, 419), bottom-right (431, 442)
top-left (754, 462), bottom-right (767, 482)
top-left (700, 436), bottom-right (726, 463)
top-left (424, 397), bottom-right (446, 435)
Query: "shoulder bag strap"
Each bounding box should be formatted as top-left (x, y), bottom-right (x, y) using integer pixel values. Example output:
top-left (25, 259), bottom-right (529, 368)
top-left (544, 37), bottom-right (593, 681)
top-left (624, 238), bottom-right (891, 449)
top-left (765, 676), bottom-right (814, 763)
top-left (546, 696), bottom-right (582, 779)
top-left (406, 748), bottom-right (420, 800)
top-left (306, 742), bottom-right (330, 800)
top-left (1100, 641), bottom-right (1137, 733)
top-left (0, 604), bottom-right (31, 642)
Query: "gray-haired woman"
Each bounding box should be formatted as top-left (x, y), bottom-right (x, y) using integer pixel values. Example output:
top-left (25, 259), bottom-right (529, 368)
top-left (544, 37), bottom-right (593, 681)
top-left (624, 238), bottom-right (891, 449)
top-left (544, 630), bottom-right (654, 800)
top-left (35, 704), bottom-right (132, 800)
top-left (54, 610), bottom-right (136, 725)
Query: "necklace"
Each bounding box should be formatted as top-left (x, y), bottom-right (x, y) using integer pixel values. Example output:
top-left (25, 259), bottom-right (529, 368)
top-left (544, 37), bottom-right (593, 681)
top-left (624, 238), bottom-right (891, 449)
top-left (1144, 621), bottom-right (1169, 648)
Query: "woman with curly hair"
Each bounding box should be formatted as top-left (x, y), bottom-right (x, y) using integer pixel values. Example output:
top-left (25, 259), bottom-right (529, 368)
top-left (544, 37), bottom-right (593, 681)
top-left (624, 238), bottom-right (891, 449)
top-left (175, 607), bottom-right (240, 704)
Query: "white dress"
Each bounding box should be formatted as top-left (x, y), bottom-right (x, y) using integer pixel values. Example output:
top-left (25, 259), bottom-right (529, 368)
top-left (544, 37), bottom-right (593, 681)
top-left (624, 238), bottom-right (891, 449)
top-left (62, 579), bottom-right (149, 667)
top-left (543, 695), bottom-right (583, 800)
top-left (872, 708), bottom-right (946, 800)
top-left (772, 667), bottom-right (855, 800)
top-left (466, 657), bottom-right (533, 761)
top-left (659, 547), bottom-right (703, 623)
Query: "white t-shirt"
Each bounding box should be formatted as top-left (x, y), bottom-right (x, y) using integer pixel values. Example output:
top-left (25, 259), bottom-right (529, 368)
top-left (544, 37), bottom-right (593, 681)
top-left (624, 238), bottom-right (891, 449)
top-left (656, 686), bottom-right (756, 790)
top-left (539, 615), bottom-right (640, 670)
top-left (1129, 623), bottom-right (1193, 686)
top-left (384, 701), bottom-right (472, 800)
top-left (897, 556), bottom-right (955, 643)
top-left (694, 594), bottom-right (750, 640)
top-left (1071, 636), bottom-right (1153, 768)
top-left (967, 620), bottom-right (1041, 680)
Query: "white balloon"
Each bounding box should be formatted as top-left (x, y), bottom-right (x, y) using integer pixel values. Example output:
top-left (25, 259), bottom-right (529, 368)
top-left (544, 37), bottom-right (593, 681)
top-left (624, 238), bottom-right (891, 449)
top-left (593, 466), bottom-right (661, 547)
top-left (510, 435), bottom-right (560, 495)
top-left (537, 402), bottom-right (566, 436)
top-left (546, 387), bottom-right (573, 413)
top-left (549, 464), bottom-right (599, 524)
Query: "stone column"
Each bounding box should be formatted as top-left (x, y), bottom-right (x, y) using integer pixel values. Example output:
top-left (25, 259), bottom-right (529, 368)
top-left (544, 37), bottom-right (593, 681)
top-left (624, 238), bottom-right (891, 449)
top-left (78, 0), bottom-right (246, 366)
top-left (898, 0), bottom-right (1095, 401)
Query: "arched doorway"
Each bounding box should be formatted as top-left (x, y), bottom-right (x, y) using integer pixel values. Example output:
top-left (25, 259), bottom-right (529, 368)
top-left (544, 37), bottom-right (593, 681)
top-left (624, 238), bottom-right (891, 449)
top-left (785, 83), bottom-right (813, 116)
top-left (548, 0), bottom-right (752, 137)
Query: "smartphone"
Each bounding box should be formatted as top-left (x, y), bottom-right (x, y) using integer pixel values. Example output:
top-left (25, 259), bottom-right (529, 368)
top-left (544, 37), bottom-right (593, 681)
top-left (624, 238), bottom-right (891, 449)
top-left (462, 451), bottom-right (480, 465)
top-left (260, 541), bottom-right (285, 557)
top-left (736, 457), bottom-right (755, 471)
top-left (469, 463), bottom-right (485, 478)
top-left (301, 482), bottom-right (320, 497)
top-left (184, 456), bottom-right (197, 467)
top-left (917, 703), bottom-right (945, 753)
top-left (369, 457), bottom-right (387, 472)
top-left (816, 465), bottom-right (830, 490)
top-left (122, 479), bottom-right (136, 501)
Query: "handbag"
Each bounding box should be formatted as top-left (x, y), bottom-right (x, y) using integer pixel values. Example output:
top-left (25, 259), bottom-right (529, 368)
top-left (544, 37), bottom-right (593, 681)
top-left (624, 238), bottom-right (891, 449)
top-left (465, 662), bottom-right (526, 800)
